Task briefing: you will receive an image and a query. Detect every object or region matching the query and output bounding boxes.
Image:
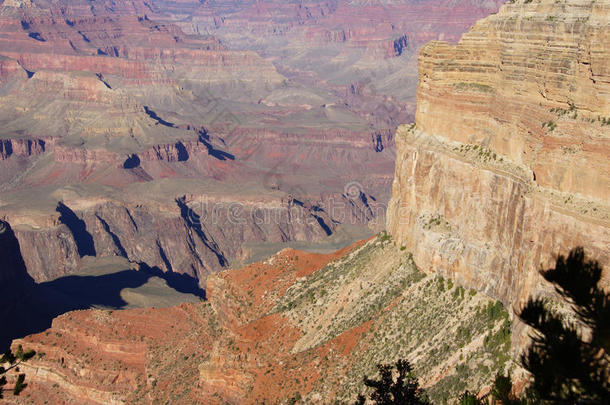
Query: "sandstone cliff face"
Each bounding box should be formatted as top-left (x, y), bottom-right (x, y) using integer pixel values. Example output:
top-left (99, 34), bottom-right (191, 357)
top-left (3, 193), bottom-right (335, 284)
top-left (13, 223), bottom-right (81, 282)
top-left (387, 0), bottom-right (610, 345)
top-left (415, 0), bottom-right (609, 200)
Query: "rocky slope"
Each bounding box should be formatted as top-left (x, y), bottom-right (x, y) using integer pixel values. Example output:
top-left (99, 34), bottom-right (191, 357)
top-left (386, 0), bottom-right (610, 346)
top-left (8, 236), bottom-right (513, 404)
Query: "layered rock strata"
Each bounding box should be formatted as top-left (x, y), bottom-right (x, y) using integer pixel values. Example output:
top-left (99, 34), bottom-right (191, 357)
top-left (9, 237), bottom-right (513, 404)
top-left (387, 0), bottom-right (610, 345)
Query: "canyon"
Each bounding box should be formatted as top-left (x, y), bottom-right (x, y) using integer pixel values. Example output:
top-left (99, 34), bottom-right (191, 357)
top-left (0, 0), bottom-right (503, 348)
top-left (0, 1), bottom-right (496, 285)
top-left (1, 0), bottom-right (608, 403)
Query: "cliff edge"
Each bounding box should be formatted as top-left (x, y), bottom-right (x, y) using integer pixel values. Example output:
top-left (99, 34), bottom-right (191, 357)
top-left (387, 0), bottom-right (610, 346)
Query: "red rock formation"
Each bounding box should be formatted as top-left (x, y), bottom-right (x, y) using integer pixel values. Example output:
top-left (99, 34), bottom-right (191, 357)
top-left (6, 245), bottom-right (362, 404)
top-left (9, 236), bottom-right (516, 403)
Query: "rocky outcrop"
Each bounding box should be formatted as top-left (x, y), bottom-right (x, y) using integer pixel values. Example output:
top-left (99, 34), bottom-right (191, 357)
top-left (9, 303), bottom-right (216, 405)
top-left (10, 237), bottom-right (514, 404)
top-left (12, 223), bottom-right (82, 282)
top-left (0, 138), bottom-right (47, 160)
top-left (414, 0), bottom-right (609, 200)
top-left (387, 0), bottom-right (610, 347)
top-left (3, 192), bottom-right (337, 284)
top-left (0, 55), bottom-right (27, 81)
top-left (53, 145), bottom-right (118, 164)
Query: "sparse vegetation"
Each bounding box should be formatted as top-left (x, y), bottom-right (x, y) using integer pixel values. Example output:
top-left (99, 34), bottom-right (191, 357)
top-left (453, 82), bottom-right (494, 93)
top-left (0, 345), bottom-right (36, 398)
top-left (378, 231), bottom-right (393, 243)
top-left (422, 214), bottom-right (451, 231)
top-left (453, 143), bottom-right (500, 164)
top-left (541, 120), bottom-right (557, 131)
top-left (355, 359), bottom-right (430, 405)
top-left (274, 240), bottom-right (513, 403)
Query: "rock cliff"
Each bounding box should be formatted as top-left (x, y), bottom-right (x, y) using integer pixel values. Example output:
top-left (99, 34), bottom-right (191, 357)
top-left (387, 0), bottom-right (610, 346)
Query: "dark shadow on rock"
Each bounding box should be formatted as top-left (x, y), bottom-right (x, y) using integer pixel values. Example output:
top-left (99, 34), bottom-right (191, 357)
top-left (176, 197), bottom-right (228, 267)
top-left (96, 215), bottom-right (128, 258)
top-left (373, 132), bottom-right (384, 152)
top-left (143, 106), bottom-right (175, 127)
top-left (28, 32), bottom-right (46, 42)
top-left (23, 67), bottom-right (35, 79)
top-left (0, 220), bottom-right (35, 307)
top-left (291, 199), bottom-right (332, 235)
top-left (138, 262), bottom-right (206, 299)
top-left (175, 141), bottom-right (189, 161)
top-left (0, 218), bottom-right (206, 351)
top-left (312, 214), bottom-right (332, 236)
top-left (0, 269), bottom-right (148, 351)
top-left (156, 240), bottom-right (174, 272)
top-left (56, 202), bottom-right (96, 257)
top-left (198, 130), bottom-right (235, 161)
top-left (78, 30), bottom-right (90, 43)
top-left (123, 153), bottom-right (141, 169)
top-left (0, 263), bottom-right (206, 351)
top-left (0, 220), bottom-right (37, 351)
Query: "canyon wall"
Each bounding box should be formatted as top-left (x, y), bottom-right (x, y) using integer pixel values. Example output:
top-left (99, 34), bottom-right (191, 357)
top-left (4, 194), bottom-right (336, 284)
top-left (387, 0), bottom-right (610, 345)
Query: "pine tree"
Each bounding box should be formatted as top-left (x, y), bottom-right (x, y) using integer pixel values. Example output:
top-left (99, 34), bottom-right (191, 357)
top-left (518, 247), bottom-right (609, 403)
top-left (355, 359), bottom-right (430, 404)
top-left (0, 345), bottom-right (36, 398)
top-left (457, 390), bottom-right (484, 405)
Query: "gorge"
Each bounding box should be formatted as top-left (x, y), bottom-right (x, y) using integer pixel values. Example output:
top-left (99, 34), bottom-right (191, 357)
top-left (0, 0), bottom-right (609, 403)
